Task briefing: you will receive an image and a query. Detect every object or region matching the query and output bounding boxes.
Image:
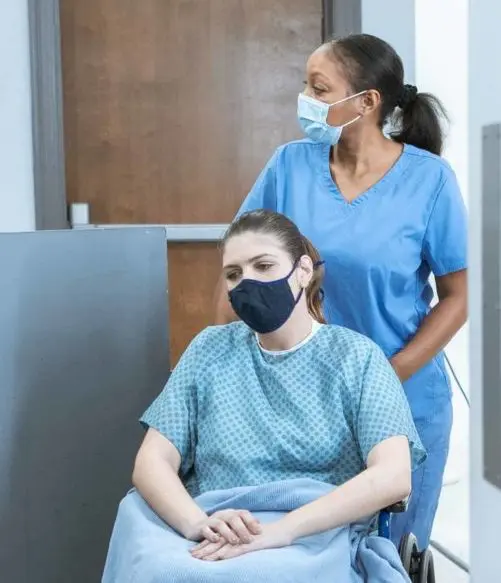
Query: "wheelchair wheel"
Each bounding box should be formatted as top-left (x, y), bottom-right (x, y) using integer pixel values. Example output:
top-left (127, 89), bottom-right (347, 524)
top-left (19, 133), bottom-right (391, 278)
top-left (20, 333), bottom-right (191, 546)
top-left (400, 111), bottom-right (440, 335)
top-left (399, 533), bottom-right (420, 581)
top-left (418, 548), bottom-right (435, 583)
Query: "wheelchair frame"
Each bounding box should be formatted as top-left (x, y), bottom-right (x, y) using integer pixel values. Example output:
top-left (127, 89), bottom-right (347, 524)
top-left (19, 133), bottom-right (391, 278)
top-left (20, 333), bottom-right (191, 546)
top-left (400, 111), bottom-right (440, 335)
top-left (377, 501), bottom-right (436, 583)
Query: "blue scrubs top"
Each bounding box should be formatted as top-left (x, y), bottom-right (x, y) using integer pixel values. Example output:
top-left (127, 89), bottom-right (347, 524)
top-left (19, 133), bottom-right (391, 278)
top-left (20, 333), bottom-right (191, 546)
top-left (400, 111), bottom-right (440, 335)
top-left (237, 139), bottom-right (468, 421)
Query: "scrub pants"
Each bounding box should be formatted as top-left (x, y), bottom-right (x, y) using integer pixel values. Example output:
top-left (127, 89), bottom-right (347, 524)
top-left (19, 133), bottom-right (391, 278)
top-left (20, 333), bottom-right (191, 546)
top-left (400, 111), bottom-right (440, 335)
top-left (390, 397), bottom-right (453, 550)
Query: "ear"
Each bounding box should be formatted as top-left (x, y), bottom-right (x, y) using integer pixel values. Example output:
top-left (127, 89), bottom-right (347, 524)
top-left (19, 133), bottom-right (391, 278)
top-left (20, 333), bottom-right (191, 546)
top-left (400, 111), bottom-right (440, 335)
top-left (297, 255), bottom-right (314, 288)
top-left (359, 89), bottom-right (381, 115)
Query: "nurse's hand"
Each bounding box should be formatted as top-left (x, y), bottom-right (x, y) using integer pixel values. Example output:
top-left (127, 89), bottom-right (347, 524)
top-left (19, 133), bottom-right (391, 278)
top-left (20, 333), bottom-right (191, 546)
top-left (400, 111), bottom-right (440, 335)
top-left (190, 521), bottom-right (292, 561)
top-left (187, 509), bottom-right (262, 545)
top-left (390, 354), bottom-right (410, 382)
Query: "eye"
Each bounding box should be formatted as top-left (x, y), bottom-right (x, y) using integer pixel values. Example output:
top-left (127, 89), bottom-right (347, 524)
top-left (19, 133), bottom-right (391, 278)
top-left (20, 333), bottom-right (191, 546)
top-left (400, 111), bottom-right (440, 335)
top-left (255, 262), bottom-right (274, 272)
top-left (225, 270), bottom-right (240, 282)
top-left (312, 85), bottom-right (326, 96)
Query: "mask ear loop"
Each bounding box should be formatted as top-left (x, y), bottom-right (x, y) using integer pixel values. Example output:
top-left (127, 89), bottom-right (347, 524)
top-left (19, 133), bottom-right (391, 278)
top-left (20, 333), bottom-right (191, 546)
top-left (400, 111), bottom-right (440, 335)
top-left (327, 89), bottom-right (368, 108)
top-left (292, 259), bottom-right (326, 305)
top-left (327, 91), bottom-right (367, 129)
top-left (289, 258), bottom-right (304, 305)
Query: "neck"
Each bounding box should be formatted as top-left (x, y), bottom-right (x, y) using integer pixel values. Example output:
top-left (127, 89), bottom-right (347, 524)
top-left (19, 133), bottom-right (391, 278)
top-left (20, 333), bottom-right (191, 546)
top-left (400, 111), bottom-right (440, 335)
top-left (257, 301), bottom-right (313, 351)
top-left (333, 127), bottom-right (391, 173)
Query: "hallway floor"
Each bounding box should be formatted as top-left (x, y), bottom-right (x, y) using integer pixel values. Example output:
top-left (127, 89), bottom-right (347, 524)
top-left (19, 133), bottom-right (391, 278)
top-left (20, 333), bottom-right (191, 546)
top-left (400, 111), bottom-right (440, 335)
top-left (434, 550), bottom-right (469, 582)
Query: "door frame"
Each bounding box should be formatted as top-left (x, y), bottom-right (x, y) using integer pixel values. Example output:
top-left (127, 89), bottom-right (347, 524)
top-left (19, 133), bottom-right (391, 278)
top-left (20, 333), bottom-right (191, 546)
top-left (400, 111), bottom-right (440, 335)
top-left (28, 0), bottom-right (68, 230)
top-left (28, 0), bottom-right (361, 232)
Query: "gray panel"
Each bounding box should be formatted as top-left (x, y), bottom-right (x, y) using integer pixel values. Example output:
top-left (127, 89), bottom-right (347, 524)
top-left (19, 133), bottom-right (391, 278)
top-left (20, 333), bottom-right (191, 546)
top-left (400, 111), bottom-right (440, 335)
top-left (482, 123), bottom-right (501, 490)
top-left (28, 0), bottom-right (68, 230)
top-left (323, 0), bottom-right (362, 39)
top-left (0, 228), bottom-right (169, 582)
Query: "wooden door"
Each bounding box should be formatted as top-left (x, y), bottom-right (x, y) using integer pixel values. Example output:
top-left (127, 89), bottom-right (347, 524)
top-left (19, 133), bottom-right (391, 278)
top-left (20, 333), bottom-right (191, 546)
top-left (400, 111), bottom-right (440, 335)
top-left (60, 0), bottom-right (321, 364)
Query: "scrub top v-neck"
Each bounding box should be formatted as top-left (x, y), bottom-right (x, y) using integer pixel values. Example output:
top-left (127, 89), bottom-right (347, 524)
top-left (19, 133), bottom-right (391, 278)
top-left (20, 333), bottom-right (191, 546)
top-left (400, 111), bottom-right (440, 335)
top-left (236, 139), bottom-right (468, 421)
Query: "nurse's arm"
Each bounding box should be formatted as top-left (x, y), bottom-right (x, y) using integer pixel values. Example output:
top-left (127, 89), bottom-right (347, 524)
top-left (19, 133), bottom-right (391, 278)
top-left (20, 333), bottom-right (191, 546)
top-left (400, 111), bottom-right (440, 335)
top-left (390, 269), bottom-right (467, 382)
top-left (213, 275), bottom-right (238, 325)
top-left (132, 428), bottom-right (209, 540)
top-left (280, 435), bottom-right (411, 541)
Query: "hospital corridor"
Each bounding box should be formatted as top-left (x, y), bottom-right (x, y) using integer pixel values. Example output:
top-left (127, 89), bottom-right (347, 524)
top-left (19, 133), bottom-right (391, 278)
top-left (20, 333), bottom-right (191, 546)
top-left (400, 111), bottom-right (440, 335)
top-left (0, 1), bottom-right (499, 582)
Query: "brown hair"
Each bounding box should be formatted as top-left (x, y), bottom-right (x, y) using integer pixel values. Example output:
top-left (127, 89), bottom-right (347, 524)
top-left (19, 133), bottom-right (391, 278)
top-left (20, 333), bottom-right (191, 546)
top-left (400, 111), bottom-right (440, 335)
top-left (222, 210), bottom-right (326, 323)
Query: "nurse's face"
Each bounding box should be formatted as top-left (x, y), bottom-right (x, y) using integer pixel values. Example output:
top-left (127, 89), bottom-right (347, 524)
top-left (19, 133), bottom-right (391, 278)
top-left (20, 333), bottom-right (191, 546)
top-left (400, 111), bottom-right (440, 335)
top-left (304, 46), bottom-right (370, 128)
top-left (222, 232), bottom-right (310, 293)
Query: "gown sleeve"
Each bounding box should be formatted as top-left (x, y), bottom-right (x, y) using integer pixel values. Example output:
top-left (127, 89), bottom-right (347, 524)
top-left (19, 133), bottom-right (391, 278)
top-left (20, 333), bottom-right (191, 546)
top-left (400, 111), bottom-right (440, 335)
top-left (355, 343), bottom-right (427, 470)
top-left (140, 331), bottom-right (206, 474)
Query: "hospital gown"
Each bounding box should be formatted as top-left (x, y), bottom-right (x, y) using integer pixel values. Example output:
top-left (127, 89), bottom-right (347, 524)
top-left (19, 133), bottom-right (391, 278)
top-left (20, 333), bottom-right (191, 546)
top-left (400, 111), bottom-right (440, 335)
top-left (103, 323), bottom-right (425, 583)
top-left (141, 322), bottom-right (425, 495)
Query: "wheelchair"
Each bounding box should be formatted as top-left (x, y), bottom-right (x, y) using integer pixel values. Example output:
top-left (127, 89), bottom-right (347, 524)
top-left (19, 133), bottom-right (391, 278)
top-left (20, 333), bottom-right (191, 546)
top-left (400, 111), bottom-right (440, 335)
top-left (378, 502), bottom-right (436, 583)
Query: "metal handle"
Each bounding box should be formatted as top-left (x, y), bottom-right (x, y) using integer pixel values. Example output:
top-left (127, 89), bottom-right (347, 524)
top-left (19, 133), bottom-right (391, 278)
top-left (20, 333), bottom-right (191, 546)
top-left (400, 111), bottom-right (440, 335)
top-left (71, 221), bottom-right (229, 243)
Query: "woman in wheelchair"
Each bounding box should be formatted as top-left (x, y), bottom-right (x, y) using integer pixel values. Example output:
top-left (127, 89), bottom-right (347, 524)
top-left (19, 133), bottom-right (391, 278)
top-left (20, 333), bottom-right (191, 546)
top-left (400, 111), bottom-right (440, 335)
top-left (103, 210), bottom-right (427, 583)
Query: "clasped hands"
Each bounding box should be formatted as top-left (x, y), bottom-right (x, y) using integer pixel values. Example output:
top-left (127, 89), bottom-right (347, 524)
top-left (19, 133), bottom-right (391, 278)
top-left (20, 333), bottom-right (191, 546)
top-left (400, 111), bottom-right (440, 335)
top-left (189, 509), bottom-right (292, 562)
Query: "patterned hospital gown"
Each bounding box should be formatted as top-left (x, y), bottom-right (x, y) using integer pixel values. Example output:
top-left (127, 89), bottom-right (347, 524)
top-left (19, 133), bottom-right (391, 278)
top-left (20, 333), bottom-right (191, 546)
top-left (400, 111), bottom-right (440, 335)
top-left (141, 322), bottom-right (425, 496)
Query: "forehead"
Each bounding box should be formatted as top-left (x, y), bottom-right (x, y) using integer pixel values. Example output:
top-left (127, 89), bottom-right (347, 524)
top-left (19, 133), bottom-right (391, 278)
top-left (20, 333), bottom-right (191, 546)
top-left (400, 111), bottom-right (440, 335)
top-left (223, 232), bottom-right (287, 264)
top-left (306, 45), bottom-right (348, 86)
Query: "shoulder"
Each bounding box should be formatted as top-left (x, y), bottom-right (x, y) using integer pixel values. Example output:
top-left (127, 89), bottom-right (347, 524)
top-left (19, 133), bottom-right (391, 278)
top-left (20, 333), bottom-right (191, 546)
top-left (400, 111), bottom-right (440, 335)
top-left (315, 325), bottom-right (382, 367)
top-left (245, 139), bottom-right (323, 198)
top-left (190, 322), bottom-right (254, 364)
top-left (402, 144), bottom-right (458, 189)
top-left (314, 326), bottom-right (395, 408)
top-left (276, 138), bottom-right (325, 154)
top-left (272, 138), bottom-right (326, 167)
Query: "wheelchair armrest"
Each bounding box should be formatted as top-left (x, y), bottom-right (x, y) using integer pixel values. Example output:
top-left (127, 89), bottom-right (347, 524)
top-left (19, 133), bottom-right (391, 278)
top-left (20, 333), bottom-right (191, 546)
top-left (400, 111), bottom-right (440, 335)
top-left (383, 499), bottom-right (408, 514)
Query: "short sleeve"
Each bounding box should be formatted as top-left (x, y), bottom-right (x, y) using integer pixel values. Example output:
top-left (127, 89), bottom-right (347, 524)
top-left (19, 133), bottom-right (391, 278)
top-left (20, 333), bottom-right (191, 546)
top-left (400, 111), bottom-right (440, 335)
top-left (356, 345), bottom-right (426, 471)
top-left (422, 171), bottom-right (468, 276)
top-left (236, 150), bottom-right (279, 217)
top-left (140, 332), bottom-right (204, 473)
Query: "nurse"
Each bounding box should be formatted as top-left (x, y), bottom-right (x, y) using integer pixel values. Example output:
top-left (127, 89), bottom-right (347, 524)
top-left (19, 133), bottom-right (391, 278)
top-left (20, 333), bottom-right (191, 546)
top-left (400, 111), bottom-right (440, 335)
top-left (215, 33), bottom-right (468, 550)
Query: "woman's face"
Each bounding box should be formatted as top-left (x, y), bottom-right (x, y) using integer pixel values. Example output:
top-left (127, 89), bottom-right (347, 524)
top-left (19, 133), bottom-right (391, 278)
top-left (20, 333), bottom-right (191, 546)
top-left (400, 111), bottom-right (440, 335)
top-left (222, 232), bottom-right (311, 293)
top-left (303, 45), bottom-right (373, 128)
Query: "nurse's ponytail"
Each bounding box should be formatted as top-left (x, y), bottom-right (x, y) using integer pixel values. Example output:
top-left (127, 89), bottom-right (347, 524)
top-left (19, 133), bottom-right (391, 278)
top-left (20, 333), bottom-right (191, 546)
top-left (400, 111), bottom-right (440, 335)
top-left (328, 33), bottom-right (448, 156)
top-left (391, 88), bottom-right (448, 156)
top-left (223, 210), bottom-right (326, 324)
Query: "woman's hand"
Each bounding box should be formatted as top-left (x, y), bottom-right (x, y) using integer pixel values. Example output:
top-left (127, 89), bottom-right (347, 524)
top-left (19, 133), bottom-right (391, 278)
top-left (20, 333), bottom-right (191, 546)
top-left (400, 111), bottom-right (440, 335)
top-left (190, 520), bottom-right (293, 561)
top-left (187, 509), bottom-right (262, 544)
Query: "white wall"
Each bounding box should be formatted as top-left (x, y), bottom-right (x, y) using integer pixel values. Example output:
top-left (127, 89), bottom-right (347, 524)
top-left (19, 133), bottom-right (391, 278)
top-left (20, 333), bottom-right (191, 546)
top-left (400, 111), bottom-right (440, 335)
top-left (469, 0), bottom-right (501, 578)
top-left (416, 0), bottom-right (469, 205)
top-left (0, 0), bottom-right (35, 232)
top-left (362, 0), bottom-right (415, 83)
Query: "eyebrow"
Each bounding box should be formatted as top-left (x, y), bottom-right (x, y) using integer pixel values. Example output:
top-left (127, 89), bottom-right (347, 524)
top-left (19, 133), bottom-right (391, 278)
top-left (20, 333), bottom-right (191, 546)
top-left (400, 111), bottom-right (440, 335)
top-left (223, 253), bottom-right (277, 270)
top-left (309, 71), bottom-right (330, 81)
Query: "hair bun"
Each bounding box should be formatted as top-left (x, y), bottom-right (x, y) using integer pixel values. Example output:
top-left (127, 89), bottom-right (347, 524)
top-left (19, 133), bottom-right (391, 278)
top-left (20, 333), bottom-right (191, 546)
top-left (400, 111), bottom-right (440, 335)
top-left (397, 84), bottom-right (418, 109)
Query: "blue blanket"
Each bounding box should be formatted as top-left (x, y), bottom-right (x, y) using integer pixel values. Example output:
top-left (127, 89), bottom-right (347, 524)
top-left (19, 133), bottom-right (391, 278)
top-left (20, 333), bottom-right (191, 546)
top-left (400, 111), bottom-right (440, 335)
top-left (102, 478), bottom-right (411, 583)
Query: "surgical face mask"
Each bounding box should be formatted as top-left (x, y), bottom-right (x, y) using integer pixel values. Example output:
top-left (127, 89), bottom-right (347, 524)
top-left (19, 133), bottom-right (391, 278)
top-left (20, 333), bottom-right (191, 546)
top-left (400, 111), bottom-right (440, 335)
top-left (297, 91), bottom-right (366, 145)
top-left (228, 262), bottom-right (303, 334)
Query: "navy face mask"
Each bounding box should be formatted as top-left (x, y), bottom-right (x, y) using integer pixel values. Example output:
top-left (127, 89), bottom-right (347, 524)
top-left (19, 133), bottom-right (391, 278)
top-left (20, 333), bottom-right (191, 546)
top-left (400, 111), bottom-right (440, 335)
top-left (228, 262), bottom-right (303, 334)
